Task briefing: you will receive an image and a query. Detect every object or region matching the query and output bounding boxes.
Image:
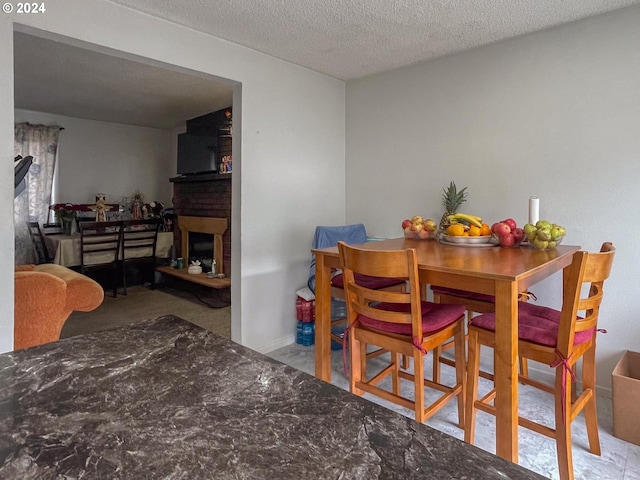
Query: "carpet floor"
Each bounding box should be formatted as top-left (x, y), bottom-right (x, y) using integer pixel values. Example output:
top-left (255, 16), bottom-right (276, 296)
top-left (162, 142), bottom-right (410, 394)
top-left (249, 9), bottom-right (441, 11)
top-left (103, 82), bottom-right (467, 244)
top-left (61, 284), bottom-right (231, 340)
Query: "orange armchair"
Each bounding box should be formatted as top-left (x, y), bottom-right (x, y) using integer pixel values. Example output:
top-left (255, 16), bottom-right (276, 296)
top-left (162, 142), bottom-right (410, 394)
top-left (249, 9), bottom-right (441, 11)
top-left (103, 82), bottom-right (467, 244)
top-left (14, 264), bottom-right (105, 350)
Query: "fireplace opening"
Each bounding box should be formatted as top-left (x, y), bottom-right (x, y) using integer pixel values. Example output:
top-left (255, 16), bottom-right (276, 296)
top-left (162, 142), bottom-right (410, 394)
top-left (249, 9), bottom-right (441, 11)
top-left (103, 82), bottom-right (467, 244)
top-left (176, 216), bottom-right (228, 276)
top-left (188, 232), bottom-right (215, 272)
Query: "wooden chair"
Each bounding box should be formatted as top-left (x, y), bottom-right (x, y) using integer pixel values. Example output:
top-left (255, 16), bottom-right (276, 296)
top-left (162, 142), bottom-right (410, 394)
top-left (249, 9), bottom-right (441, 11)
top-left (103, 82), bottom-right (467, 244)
top-left (26, 221), bottom-right (53, 264)
top-left (338, 241), bottom-right (467, 424)
top-left (464, 242), bottom-right (615, 480)
top-left (308, 224), bottom-right (406, 348)
top-left (79, 220), bottom-right (124, 298)
top-left (121, 218), bottom-right (161, 294)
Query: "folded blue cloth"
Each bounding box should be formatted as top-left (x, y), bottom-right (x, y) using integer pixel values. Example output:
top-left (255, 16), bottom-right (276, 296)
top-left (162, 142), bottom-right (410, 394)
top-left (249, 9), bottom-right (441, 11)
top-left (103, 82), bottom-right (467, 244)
top-left (307, 224), bottom-right (367, 292)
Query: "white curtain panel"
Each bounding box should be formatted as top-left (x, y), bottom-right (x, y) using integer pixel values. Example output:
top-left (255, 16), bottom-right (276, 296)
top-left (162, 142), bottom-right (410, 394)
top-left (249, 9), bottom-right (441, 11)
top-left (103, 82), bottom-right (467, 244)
top-left (14, 123), bottom-right (61, 265)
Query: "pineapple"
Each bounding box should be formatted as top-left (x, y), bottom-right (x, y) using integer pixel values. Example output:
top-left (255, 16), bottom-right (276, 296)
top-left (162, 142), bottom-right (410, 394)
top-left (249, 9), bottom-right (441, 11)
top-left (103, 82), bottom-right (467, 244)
top-left (439, 181), bottom-right (468, 232)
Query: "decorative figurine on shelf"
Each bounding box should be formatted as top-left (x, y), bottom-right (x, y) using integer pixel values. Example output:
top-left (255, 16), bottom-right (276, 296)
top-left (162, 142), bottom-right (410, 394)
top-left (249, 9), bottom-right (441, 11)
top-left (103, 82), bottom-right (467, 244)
top-left (162, 212), bottom-right (175, 232)
top-left (187, 260), bottom-right (202, 275)
top-left (130, 191), bottom-right (144, 220)
top-left (132, 201), bottom-right (142, 220)
top-left (89, 197), bottom-right (113, 222)
top-left (220, 155), bottom-right (232, 173)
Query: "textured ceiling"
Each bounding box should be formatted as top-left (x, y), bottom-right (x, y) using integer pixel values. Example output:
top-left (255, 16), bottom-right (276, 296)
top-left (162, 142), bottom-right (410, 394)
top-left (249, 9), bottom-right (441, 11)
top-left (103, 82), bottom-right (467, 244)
top-left (14, 0), bottom-right (640, 128)
top-left (13, 32), bottom-right (234, 129)
top-left (107, 0), bottom-right (640, 80)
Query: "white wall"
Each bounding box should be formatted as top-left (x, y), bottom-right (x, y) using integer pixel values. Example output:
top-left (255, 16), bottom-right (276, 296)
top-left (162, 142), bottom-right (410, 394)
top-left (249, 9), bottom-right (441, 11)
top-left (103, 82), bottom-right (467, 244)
top-left (15, 109), bottom-right (174, 208)
top-left (0, 18), bottom-right (14, 353)
top-left (1, 0), bottom-right (346, 353)
top-left (346, 6), bottom-right (640, 392)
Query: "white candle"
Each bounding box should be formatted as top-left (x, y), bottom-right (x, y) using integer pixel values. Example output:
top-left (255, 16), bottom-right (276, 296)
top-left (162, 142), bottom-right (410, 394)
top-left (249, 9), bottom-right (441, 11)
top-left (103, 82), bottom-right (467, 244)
top-left (529, 196), bottom-right (539, 225)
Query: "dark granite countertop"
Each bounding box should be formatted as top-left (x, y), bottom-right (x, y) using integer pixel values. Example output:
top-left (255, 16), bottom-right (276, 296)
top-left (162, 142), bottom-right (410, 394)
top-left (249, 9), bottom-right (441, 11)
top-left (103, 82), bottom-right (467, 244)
top-left (0, 315), bottom-right (545, 479)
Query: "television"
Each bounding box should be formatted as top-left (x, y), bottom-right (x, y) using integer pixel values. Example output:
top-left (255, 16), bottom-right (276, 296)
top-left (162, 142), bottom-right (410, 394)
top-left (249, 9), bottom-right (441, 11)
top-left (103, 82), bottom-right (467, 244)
top-left (177, 133), bottom-right (217, 175)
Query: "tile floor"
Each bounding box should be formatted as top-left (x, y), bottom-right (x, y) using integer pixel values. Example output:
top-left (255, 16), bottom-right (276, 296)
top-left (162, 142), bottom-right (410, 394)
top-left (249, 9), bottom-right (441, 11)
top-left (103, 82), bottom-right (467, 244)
top-left (267, 343), bottom-right (640, 480)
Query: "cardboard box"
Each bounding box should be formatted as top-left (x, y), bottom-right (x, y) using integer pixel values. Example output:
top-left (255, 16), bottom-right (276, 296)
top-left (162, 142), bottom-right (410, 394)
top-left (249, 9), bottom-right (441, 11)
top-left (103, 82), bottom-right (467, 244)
top-left (612, 350), bottom-right (640, 445)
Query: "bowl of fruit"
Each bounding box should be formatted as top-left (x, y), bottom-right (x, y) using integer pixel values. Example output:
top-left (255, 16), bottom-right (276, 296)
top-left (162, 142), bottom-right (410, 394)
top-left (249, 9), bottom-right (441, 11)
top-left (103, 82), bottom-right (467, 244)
top-left (523, 221), bottom-right (566, 250)
top-left (491, 218), bottom-right (525, 247)
top-left (402, 216), bottom-right (437, 240)
top-left (441, 214), bottom-right (493, 244)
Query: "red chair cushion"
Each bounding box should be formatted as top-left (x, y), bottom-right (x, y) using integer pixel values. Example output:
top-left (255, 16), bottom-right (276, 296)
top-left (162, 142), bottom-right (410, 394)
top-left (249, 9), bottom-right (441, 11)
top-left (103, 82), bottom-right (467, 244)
top-left (357, 302), bottom-right (465, 336)
top-left (430, 285), bottom-right (495, 303)
top-left (469, 302), bottom-right (593, 347)
top-left (331, 273), bottom-right (405, 290)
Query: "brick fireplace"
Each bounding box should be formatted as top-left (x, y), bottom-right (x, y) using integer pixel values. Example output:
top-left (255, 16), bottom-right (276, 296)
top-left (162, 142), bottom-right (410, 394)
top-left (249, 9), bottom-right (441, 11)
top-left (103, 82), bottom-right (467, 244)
top-left (171, 175), bottom-right (232, 276)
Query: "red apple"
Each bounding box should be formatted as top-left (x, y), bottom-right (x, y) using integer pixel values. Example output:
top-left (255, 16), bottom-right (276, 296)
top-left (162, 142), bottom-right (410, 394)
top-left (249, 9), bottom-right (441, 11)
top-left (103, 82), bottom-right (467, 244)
top-left (418, 229), bottom-right (431, 239)
top-left (502, 218), bottom-right (517, 230)
top-left (512, 228), bottom-right (525, 243)
top-left (491, 222), bottom-right (511, 236)
top-left (499, 233), bottom-right (515, 247)
top-left (401, 219), bottom-right (412, 229)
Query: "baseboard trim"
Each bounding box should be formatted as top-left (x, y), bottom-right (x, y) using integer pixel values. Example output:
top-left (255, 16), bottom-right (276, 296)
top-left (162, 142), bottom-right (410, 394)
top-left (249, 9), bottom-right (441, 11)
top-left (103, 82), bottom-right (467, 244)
top-left (254, 335), bottom-right (296, 354)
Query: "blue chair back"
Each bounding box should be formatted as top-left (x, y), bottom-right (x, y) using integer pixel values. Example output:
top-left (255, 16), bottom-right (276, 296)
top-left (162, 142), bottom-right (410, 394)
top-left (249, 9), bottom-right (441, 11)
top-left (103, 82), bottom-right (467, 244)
top-left (307, 224), bottom-right (367, 292)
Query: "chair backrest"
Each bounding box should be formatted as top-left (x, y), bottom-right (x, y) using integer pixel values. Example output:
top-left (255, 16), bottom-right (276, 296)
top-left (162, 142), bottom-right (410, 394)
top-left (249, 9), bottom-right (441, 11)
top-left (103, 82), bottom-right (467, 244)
top-left (41, 223), bottom-right (63, 235)
top-left (121, 218), bottom-right (161, 262)
top-left (308, 224), bottom-right (368, 291)
top-left (338, 241), bottom-right (424, 337)
top-left (557, 242), bottom-right (615, 354)
top-left (78, 220), bottom-right (124, 268)
top-left (26, 221), bottom-right (52, 264)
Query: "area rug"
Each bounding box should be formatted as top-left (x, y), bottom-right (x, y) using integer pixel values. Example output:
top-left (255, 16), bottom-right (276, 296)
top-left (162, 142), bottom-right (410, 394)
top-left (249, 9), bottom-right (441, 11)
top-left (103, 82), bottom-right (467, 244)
top-left (61, 285), bottom-right (231, 339)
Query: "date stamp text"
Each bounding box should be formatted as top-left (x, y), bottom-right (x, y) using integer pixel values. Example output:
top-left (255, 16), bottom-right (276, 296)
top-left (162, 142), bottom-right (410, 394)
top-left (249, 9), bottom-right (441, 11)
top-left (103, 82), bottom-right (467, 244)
top-left (3, 3), bottom-right (46, 14)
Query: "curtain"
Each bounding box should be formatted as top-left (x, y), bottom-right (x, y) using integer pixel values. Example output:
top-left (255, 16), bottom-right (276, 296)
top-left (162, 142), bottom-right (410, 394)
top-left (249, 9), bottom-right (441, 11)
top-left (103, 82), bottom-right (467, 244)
top-left (14, 123), bottom-right (61, 265)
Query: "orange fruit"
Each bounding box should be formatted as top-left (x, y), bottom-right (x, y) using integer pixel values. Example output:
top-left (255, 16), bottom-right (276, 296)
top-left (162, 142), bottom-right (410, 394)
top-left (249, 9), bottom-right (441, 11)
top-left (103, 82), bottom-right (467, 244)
top-left (468, 225), bottom-right (481, 236)
top-left (446, 224), bottom-right (465, 236)
top-left (480, 223), bottom-right (491, 236)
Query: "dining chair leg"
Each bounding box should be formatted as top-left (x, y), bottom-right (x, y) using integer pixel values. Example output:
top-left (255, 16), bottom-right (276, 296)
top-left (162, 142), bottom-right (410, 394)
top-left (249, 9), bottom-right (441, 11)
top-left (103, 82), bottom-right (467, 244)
top-left (414, 350), bottom-right (426, 423)
top-left (121, 263), bottom-right (127, 296)
top-left (432, 344), bottom-right (443, 384)
top-left (110, 264), bottom-right (118, 298)
top-left (464, 328), bottom-right (480, 444)
top-left (361, 340), bottom-right (368, 380)
top-left (150, 264), bottom-right (157, 290)
top-left (392, 352), bottom-right (401, 395)
top-left (555, 364), bottom-right (574, 480)
top-left (453, 322), bottom-right (466, 429)
top-left (350, 332), bottom-right (364, 396)
top-left (582, 345), bottom-right (601, 455)
top-left (519, 357), bottom-right (529, 377)
top-left (401, 355), bottom-right (410, 370)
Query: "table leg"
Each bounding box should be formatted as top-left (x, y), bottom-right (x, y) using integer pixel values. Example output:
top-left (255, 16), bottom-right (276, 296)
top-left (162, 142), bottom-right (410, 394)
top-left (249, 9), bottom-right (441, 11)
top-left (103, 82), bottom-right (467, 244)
top-left (314, 253), bottom-right (332, 382)
top-left (493, 280), bottom-right (519, 462)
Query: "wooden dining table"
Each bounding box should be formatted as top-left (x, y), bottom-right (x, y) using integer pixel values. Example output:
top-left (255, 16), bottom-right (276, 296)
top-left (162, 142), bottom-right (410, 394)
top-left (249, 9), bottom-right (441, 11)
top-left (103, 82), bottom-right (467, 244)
top-left (312, 236), bottom-right (579, 464)
top-left (45, 231), bottom-right (174, 267)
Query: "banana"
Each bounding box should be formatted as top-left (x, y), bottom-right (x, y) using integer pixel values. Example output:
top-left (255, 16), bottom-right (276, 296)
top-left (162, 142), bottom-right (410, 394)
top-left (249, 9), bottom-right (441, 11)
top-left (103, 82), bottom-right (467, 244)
top-left (451, 213), bottom-right (483, 228)
top-left (459, 212), bottom-right (483, 223)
